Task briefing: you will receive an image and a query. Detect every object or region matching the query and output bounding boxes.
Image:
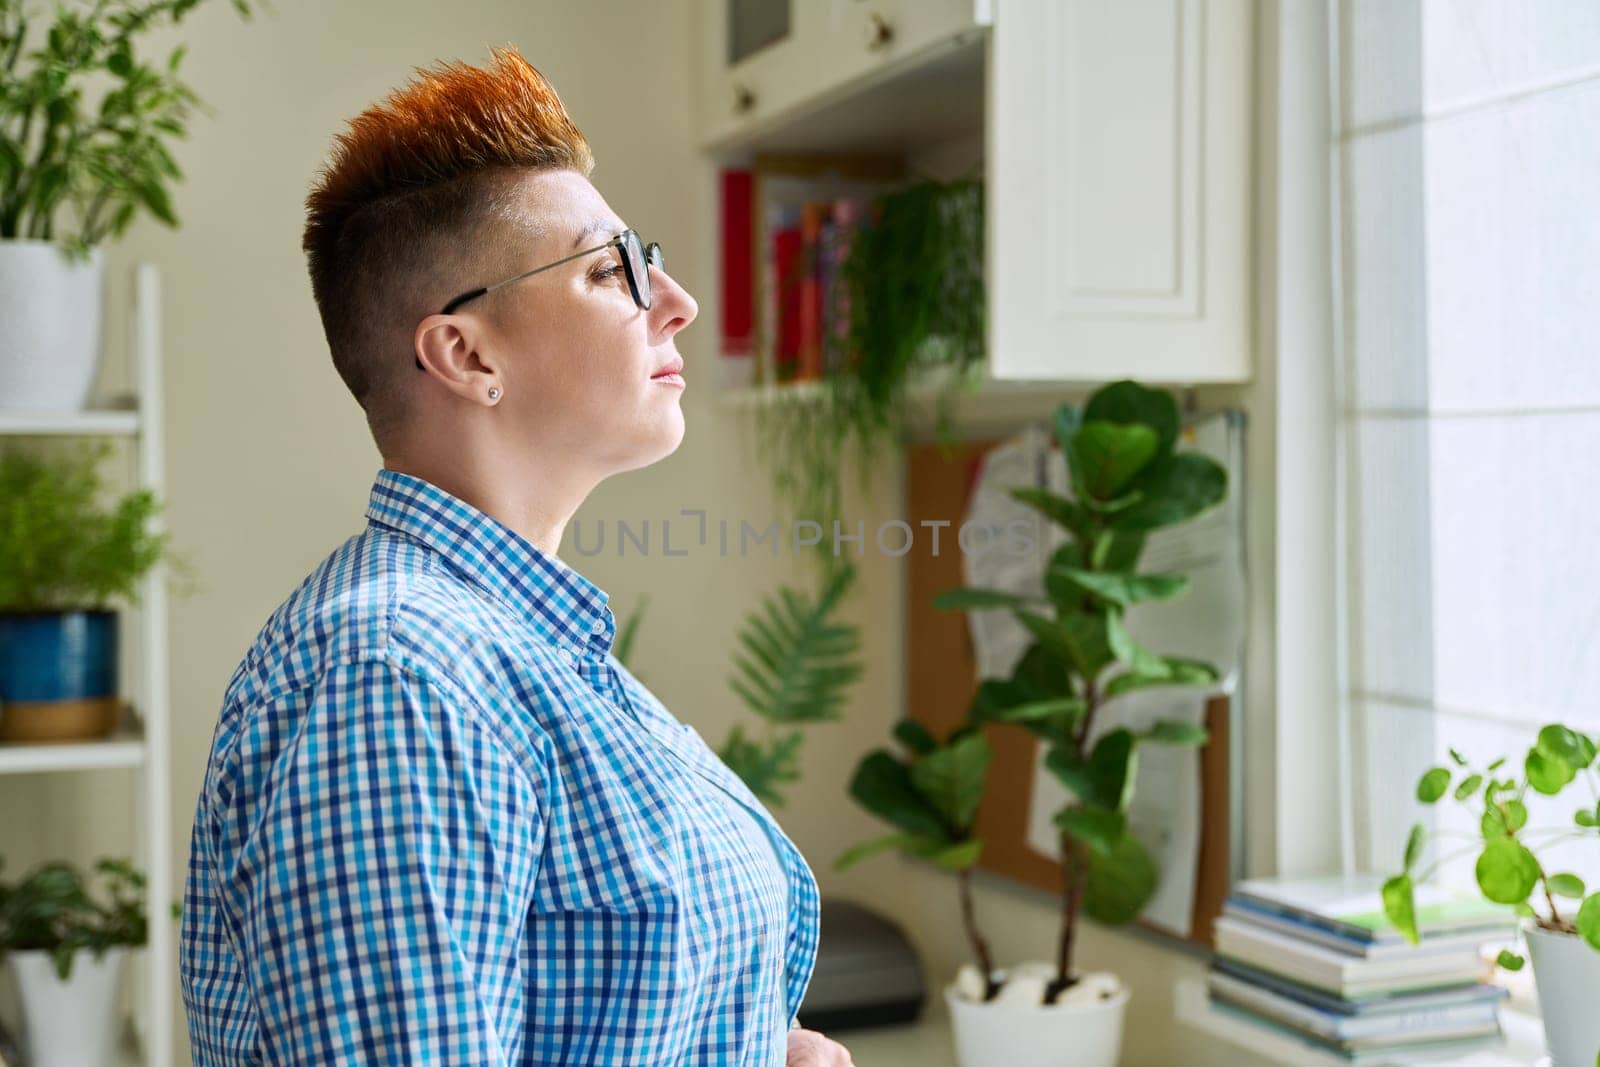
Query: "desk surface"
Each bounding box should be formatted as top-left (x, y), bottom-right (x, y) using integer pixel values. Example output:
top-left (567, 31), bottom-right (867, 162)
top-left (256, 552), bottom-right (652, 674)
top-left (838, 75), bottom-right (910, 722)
top-left (814, 1002), bottom-right (957, 1067)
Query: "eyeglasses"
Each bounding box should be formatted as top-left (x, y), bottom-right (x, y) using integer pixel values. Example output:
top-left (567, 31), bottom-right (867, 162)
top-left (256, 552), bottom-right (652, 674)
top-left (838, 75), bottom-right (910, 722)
top-left (415, 228), bottom-right (665, 369)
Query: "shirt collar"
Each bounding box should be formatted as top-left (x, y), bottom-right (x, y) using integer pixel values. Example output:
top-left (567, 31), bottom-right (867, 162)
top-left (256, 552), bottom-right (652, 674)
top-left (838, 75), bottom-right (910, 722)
top-left (364, 467), bottom-right (615, 659)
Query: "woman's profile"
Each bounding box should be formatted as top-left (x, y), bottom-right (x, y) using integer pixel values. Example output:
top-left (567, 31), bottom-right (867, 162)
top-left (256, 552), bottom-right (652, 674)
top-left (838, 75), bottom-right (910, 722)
top-left (177, 45), bottom-right (853, 1066)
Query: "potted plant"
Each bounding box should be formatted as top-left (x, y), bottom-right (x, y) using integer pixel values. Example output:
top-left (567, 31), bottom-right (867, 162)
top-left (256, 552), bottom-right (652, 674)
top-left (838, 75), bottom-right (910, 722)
top-left (0, 855), bottom-right (147, 1066)
top-left (0, 0), bottom-right (255, 411)
top-left (1382, 725), bottom-right (1600, 1067)
top-left (0, 441), bottom-right (197, 742)
top-left (837, 381), bottom-right (1228, 1067)
top-left (753, 170), bottom-right (986, 529)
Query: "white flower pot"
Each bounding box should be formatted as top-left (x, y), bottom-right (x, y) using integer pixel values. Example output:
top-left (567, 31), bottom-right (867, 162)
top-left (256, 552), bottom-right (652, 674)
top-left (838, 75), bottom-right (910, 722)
top-left (7, 947), bottom-right (125, 1067)
top-left (0, 239), bottom-right (107, 412)
top-left (944, 963), bottom-right (1130, 1067)
top-left (1525, 924), bottom-right (1600, 1067)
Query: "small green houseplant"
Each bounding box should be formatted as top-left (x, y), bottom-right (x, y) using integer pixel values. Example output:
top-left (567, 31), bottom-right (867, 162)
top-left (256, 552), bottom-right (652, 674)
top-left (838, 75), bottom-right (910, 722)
top-left (613, 562), bottom-right (863, 808)
top-left (0, 441), bottom-right (197, 741)
top-left (751, 171), bottom-right (986, 532)
top-left (1383, 725), bottom-right (1600, 1066)
top-left (837, 381), bottom-right (1227, 1067)
top-left (0, 855), bottom-right (147, 1065)
top-left (1, 0), bottom-right (259, 411)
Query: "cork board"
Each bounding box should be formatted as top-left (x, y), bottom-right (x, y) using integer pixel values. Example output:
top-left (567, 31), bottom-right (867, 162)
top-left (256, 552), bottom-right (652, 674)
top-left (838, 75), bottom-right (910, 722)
top-left (904, 437), bottom-right (1232, 949)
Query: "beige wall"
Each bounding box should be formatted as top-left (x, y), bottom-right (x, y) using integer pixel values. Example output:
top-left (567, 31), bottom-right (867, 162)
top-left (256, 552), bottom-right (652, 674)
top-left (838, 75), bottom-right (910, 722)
top-left (52, 1), bottom-right (1279, 1063)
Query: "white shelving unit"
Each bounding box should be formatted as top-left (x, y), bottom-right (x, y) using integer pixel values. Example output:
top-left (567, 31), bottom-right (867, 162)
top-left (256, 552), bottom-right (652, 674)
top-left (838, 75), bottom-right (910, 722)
top-left (0, 262), bottom-right (174, 1067)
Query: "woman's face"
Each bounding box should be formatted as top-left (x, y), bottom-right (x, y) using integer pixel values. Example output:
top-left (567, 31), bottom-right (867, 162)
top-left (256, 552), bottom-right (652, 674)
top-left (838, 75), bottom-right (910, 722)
top-left (471, 169), bottom-right (697, 478)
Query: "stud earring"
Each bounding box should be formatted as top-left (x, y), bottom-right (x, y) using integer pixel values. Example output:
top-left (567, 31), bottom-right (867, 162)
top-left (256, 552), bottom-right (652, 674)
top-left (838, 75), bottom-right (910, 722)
top-left (488, 387), bottom-right (501, 400)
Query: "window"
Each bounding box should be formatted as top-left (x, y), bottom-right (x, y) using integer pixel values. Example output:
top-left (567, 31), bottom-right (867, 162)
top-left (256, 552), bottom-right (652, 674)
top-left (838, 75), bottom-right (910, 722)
top-left (1334, 0), bottom-right (1600, 961)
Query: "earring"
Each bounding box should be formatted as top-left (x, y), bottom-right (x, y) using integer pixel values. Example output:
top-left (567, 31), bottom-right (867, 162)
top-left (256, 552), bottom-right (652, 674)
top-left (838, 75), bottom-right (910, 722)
top-left (488, 387), bottom-right (501, 400)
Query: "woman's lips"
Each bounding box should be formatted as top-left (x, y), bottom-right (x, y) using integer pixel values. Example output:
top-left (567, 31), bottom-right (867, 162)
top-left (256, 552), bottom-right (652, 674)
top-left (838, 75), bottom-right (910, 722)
top-left (651, 372), bottom-right (685, 388)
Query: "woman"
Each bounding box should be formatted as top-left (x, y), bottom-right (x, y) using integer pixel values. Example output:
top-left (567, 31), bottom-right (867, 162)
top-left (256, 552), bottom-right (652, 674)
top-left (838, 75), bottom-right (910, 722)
top-left (178, 46), bottom-right (853, 1067)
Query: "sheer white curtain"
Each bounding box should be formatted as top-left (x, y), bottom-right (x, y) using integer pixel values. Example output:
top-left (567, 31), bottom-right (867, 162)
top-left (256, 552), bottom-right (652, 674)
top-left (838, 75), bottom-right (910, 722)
top-left (1334, 0), bottom-right (1600, 895)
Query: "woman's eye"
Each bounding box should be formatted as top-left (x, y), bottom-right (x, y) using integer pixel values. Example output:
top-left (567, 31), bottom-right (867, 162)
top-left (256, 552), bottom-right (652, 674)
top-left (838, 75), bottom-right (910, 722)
top-left (591, 264), bottom-right (624, 283)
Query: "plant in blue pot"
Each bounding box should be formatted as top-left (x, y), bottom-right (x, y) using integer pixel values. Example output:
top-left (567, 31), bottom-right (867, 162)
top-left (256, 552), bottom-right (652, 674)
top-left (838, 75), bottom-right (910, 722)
top-left (0, 441), bottom-right (195, 743)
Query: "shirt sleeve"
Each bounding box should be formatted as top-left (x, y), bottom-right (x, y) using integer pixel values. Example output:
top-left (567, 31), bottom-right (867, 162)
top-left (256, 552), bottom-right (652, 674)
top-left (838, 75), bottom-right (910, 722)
top-left (207, 656), bottom-right (545, 1066)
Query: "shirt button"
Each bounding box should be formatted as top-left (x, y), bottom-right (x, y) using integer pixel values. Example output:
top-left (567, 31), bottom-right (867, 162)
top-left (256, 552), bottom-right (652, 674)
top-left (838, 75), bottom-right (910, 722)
top-left (591, 615), bottom-right (607, 635)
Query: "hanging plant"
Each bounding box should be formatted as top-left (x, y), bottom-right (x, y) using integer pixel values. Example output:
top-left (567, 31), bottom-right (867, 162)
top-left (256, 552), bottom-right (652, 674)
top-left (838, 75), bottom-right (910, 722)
top-left (748, 170), bottom-right (986, 533)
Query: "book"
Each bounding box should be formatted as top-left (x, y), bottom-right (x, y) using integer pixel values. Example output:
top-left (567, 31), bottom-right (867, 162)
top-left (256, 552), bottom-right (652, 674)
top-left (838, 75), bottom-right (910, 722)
top-left (1206, 968), bottom-right (1502, 1044)
top-left (1205, 997), bottom-right (1505, 1064)
top-left (796, 201), bottom-right (826, 380)
top-left (718, 169), bottom-right (755, 361)
top-left (1221, 897), bottom-right (1512, 961)
top-left (1210, 957), bottom-right (1505, 1016)
top-left (1213, 915), bottom-right (1489, 998)
top-left (1229, 874), bottom-right (1517, 946)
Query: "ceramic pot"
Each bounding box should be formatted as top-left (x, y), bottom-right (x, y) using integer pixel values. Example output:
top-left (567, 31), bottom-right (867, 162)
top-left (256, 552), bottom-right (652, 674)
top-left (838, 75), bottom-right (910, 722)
top-left (0, 239), bottom-right (106, 412)
top-left (7, 947), bottom-right (125, 1067)
top-left (1525, 923), bottom-right (1600, 1067)
top-left (944, 964), bottom-right (1130, 1067)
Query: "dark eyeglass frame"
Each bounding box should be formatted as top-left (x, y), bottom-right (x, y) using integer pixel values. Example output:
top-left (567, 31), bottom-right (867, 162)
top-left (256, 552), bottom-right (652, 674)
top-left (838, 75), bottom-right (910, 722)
top-left (414, 228), bottom-right (665, 369)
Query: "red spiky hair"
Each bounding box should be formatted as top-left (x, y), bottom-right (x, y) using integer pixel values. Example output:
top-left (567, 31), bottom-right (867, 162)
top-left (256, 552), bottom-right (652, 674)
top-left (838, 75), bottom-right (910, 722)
top-left (302, 45), bottom-right (594, 449)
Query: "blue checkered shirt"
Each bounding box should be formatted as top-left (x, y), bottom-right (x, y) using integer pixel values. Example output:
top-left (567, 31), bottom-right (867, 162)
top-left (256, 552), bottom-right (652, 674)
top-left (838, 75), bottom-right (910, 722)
top-left (179, 468), bottom-right (820, 1065)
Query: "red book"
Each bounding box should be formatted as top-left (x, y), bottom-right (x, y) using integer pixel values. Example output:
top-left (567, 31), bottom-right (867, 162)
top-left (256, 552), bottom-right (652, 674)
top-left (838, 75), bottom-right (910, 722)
top-left (796, 201), bottom-right (826, 380)
top-left (719, 169), bottom-right (753, 359)
top-left (772, 210), bottom-right (802, 382)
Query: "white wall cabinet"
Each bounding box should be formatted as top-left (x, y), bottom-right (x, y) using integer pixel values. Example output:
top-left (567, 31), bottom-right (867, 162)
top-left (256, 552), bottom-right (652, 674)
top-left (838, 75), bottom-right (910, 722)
top-left (989, 0), bottom-right (1254, 382)
top-left (697, 0), bottom-right (993, 151)
top-left (701, 0), bottom-right (1256, 388)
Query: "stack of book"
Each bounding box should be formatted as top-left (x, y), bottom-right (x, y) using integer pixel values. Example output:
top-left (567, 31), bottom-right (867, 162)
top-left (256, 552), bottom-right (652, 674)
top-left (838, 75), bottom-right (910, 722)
top-left (1208, 875), bottom-right (1518, 1064)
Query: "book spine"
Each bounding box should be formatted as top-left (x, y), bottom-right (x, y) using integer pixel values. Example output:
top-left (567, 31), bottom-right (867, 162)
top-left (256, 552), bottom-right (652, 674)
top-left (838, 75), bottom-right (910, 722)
top-left (771, 205), bottom-right (802, 383)
top-left (719, 169), bottom-right (754, 360)
top-left (796, 201), bottom-right (825, 381)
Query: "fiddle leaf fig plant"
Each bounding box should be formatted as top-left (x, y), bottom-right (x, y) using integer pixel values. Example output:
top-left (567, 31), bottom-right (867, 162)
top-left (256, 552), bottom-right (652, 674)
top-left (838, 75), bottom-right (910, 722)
top-left (838, 381), bottom-right (1229, 1005)
top-left (1383, 724), bottom-right (1600, 968)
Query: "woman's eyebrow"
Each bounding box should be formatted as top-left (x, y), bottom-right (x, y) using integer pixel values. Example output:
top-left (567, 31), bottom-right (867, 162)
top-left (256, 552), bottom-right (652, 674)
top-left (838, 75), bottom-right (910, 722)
top-left (571, 217), bottom-right (626, 250)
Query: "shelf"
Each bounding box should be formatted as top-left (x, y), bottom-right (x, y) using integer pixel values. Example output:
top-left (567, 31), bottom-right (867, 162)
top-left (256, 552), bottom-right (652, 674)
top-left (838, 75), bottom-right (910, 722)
top-left (0, 399), bottom-right (141, 437)
top-left (1172, 977), bottom-right (1550, 1067)
top-left (702, 29), bottom-right (986, 160)
top-left (0, 723), bottom-right (146, 775)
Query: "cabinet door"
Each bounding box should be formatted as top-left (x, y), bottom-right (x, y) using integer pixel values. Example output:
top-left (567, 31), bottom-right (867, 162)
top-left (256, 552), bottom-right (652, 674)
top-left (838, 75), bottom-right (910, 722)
top-left (698, 0), bottom-right (991, 149)
top-left (989, 0), bottom-right (1253, 382)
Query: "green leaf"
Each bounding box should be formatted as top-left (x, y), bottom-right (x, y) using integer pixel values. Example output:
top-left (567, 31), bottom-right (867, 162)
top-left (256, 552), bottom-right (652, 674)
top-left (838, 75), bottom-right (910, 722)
top-left (1487, 757), bottom-right (1506, 772)
top-left (133, 178), bottom-right (178, 227)
top-left (1538, 724), bottom-right (1595, 770)
top-left (1049, 567), bottom-right (1190, 607)
top-left (1110, 453), bottom-right (1228, 532)
top-left (932, 587), bottom-right (1044, 612)
top-left (1083, 380), bottom-right (1181, 458)
top-left (1577, 894), bottom-right (1600, 952)
top-left (1081, 830), bottom-right (1157, 924)
top-left (1526, 749), bottom-right (1576, 795)
top-left (1416, 767), bottom-right (1451, 803)
top-left (1015, 609), bottom-right (1114, 681)
top-left (1055, 806), bottom-right (1125, 855)
top-left (909, 733), bottom-right (991, 830)
top-left (906, 836), bottom-right (984, 872)
top-left (1045, 728), bottom-right (1139, 811)
top-left (1403, 824), bottom-right (1424, 872)
top-left (892, 719), bottom-right (938, 756)
top-left (1143, 720), bottom-right (1208, 747)
top-left (1067, 421), bottom-right (1159, 501)
top-left (847, 751), bottom-right (949, 839)
top-left (1475, 839), bottom-right (1541, 905)
top-left (1483, 799), bottom-right (1529, 838)
top-left (1105, 608), bottom-right (1168, 677)
top-left (1008, 486), bottom-right (1089, 540)
top-left (1495, 949), bottom-right (1525, 972)
top-left (983, 698), bottom-right (1088, 727)
top-left (1515, 901), bottom-right (1538, 920)
top-left (1453, 773), bottom-right (1484, 801)
top-left (1448, 747), bottom-right (1466, 766)
top-left (1577, 806), bottom-right (1598, 829)
top-left (727, 562), bottom-right (861, 727)
top-left (1104, 657), bottom-right (1218, 698)
top-left (1548, 873), bottom-right (1586, 899)
top-left (834, 832), bottom-right (919, 871)
top-left (1382, 874), bottom-right (1419, 945)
